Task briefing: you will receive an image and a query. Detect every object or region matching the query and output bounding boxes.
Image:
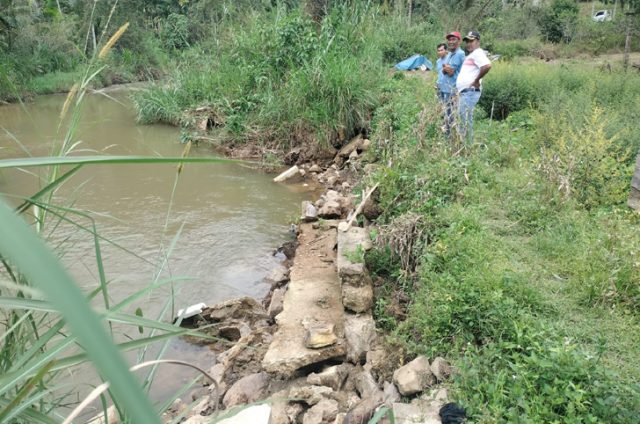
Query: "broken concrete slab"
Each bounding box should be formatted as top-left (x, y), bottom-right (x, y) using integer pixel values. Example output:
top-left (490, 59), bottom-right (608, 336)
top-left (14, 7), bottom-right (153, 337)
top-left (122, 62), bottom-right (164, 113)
top-left (262, 223), bottom-right (346, 377)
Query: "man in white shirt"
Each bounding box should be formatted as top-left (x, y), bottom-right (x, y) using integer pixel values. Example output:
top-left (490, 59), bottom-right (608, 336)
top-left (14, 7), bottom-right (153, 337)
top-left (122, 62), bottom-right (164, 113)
top-left (456, 31), bottom-right (492, 144)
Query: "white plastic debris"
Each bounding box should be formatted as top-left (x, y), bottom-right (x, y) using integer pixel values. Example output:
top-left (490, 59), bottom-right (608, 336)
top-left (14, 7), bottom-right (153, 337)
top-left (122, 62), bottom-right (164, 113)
top-left (176, 302), bottom-right (207, 320)
top-left (273, 165), bottom-right (300, 182)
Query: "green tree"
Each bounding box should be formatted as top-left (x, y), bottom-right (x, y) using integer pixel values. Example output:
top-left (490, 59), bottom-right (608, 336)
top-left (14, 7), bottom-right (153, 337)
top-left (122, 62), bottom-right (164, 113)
top-left (538, 0), bottom-right (579, 43)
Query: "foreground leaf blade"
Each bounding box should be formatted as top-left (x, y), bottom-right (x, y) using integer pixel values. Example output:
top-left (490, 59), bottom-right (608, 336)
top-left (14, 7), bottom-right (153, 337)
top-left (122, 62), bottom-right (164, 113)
top-left (0, 200), bottom-right (161, 424)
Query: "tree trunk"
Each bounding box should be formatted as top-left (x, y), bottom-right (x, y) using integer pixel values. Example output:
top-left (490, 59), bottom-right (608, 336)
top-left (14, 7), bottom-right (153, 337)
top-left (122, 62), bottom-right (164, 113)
top-left (92, 24), bottom-right (97, 54)
top-left (623, 14), bottom-right (632, 71)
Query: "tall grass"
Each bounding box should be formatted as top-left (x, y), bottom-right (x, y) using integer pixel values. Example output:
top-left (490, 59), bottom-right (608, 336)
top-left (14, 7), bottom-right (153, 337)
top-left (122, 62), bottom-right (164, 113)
top-left (133, 5), bottom-right (437, 150)
top-left (0, 24), bottom-right (229, 423)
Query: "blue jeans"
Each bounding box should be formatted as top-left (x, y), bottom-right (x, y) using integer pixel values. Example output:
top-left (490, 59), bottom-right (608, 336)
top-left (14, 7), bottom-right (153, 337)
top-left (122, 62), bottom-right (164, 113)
top-left (458, 90), bottom-right (481, 144)
top-left (437, 91), bottom-right (454, 136)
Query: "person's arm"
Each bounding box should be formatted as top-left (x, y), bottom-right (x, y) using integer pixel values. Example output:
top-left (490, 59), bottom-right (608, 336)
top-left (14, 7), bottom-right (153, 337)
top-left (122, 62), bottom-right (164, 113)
top-left (443, 63), bottom-right (455, 76)
top-left (444, 51), bottom-right (463, 76)
top-left (471, 64), bottom-right (491, 88)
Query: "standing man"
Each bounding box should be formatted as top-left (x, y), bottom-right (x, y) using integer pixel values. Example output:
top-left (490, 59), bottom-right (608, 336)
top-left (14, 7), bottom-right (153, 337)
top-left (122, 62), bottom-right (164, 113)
top-left (456, 31), bottom-right (492, 144)
top-left (439, 31), bottom-right (465, 137)
top-left (435, 43), bottom-right (448, 114)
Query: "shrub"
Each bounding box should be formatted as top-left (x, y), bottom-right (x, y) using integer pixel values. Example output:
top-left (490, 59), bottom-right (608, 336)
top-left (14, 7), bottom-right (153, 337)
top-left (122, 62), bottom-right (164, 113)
top-left (535, 107), bottom-right (633, 209)
top-left (457, 333), bottom-right (640, 423)
top-left (479, 64), bottom-right (551, 120)
top-left (490, 38), bottom-right (544, 59)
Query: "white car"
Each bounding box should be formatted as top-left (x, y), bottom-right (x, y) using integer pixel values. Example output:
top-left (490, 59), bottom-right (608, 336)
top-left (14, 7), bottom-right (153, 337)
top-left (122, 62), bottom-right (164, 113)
top-left (593, 10), bottom-right (611, 22)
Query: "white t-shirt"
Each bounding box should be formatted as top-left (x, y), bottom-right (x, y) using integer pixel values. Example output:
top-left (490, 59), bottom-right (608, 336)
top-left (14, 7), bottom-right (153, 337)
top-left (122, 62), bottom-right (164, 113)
top-left (456, 48), bottom-right (491, 92)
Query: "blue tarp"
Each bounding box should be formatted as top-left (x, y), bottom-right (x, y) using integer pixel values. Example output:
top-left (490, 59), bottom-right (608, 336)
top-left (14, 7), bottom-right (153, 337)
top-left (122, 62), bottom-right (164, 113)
top-left (394, 54), bottom-right (433, 71)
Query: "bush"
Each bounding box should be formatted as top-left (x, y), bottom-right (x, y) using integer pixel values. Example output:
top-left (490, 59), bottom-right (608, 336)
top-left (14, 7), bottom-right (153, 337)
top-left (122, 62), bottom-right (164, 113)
top-left (479, 63), bottom-right (551, 119)
top-left (457, 333), bottom-right (640, 423)
top-left (490, 38), bottom-right (544, 59)
top-left (535, 107), bottom-right (633, 209)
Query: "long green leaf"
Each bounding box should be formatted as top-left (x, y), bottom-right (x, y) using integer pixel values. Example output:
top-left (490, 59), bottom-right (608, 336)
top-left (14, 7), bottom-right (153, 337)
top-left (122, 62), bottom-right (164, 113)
top-left (0, 200), bottom-right (161, 424)
top-left (0, 155), bottom-right (234, 168)
top-left (0, 361), bottom-right (54, 422)
top-left (0, 398), bottom-right (58, 424)
top-left (0, 297), bottom-right (212, 335)
top-left (15, 165), bottom-right (82, 214)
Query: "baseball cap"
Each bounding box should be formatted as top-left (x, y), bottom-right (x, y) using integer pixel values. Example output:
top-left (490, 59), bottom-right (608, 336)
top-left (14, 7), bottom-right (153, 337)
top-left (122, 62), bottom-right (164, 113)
top-left (446, 31), bottom-right (461, 40)
top-left (463, 31), bottom-right (481, 41)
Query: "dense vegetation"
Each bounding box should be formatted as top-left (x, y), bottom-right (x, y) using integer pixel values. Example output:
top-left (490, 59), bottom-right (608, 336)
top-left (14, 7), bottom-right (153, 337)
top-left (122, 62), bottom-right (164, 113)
top-left (2, 0), bottom-right (640, 422)
top-left (367, 66), bottom-right (640, 422)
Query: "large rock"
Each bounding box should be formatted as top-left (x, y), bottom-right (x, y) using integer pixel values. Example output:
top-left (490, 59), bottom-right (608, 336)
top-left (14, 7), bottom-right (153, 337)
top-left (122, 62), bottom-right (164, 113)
top-left (383, 381), bottom-right (401, 405)
top-left (337, 227), bottom-right (373, 285)
top-left (268, 287), bottom-right (286, 319)
top-left (204, 297), bottom-right (268, 324)
top-left (304, 320), bottom-right (338, 348)
top-left (393, 356), bottom-right (436, 396)
top-left (344, 314), bottom-right (377, 364)
top-left (342, 283), bottom-right (374, 313)
top-left (301, 201), bottom-right (318, 222)
top-left (269, 398), bottom-right (305, 424)
top-left (302, 399), bottom-right (339, 424)
top-left (289, 385), bottom-right (334, 406)
top-left (265, 266), bottom-right (290, 287)
top-left (394, 388), bottom-right (449, 424)
top-left (307, 364), bottom-right (351, 391)
top-left (338, 135), bottom-right (364, 158)
top-left (391, 402), bottom-right (441, 424)
top-left (364, 348), bottom-right (390, 380)
top-left (343, 392), bottom-right (384, 424)
top-left (326, 190), bottom-right (353, 214)
top-left (318, 200), bottom-right (342, 219)
top-left (430, 357), bottom-right (452, 382)
top-left (222, 372), bottom-right (270, 409)
top-left (354, 369), bottom-right (380, 399)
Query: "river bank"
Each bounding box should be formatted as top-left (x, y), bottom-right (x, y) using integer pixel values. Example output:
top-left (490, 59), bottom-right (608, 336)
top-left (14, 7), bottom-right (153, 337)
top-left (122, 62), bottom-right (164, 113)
top-left (153, 132), bottom-right (459, 424)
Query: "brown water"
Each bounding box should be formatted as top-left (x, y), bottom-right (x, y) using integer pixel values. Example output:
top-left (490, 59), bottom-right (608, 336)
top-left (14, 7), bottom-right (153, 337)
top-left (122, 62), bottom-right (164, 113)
top-left (0, 88), bottom-right (311, 412)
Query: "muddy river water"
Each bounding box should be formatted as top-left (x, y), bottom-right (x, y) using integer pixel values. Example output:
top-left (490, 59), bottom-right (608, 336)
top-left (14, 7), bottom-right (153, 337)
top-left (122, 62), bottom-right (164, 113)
top-left (0, 88), bottom-right (310, 413)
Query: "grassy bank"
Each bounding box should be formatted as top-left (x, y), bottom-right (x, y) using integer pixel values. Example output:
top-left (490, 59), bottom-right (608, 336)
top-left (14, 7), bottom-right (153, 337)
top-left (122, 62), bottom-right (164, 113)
top-left (366, 62), bottom-right (640, 422)
top-left (132, 6), bottom-right (439, 150)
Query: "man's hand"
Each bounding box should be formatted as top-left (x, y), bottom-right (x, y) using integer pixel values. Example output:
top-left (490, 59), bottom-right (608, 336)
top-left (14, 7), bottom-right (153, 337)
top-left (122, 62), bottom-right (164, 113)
top-left (472, 64), bottom-right (492, 88)
top-left (442, 64), bottom-right (454, 76)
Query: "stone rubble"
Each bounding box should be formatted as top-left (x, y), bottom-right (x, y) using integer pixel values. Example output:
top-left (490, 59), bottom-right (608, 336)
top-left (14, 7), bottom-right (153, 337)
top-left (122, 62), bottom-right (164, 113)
top-left (171, 139), bottom-right (456, 424)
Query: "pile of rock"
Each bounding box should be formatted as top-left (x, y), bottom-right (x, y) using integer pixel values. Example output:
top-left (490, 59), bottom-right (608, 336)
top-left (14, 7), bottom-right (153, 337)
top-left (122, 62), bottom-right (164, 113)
top-left (166, 135), bottom-right (459, 424)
